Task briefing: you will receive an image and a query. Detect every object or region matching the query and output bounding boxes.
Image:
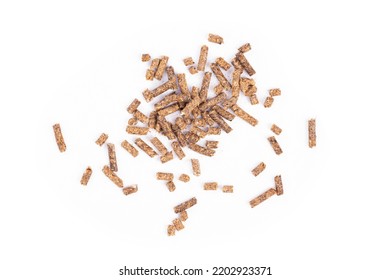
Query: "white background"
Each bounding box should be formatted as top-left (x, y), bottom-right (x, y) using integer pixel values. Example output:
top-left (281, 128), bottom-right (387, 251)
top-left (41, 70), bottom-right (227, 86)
top-left (1, 1), bottom-right (390, 279)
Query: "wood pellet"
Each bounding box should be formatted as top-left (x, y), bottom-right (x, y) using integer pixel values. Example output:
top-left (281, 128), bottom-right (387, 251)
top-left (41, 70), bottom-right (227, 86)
top-left (107, 143), bottom-right (118, 172)
top-left (275, 175), bottom-right (283, 195)
top-left (173, 218), bottom-right (184, 230)
top-left (102, 165), bottom-right (123, 188)
top-left (188, 143), bottom-right (215, 157)
top-left (95, 133), bottom-right (108, 146)
top-left (80, 167), bottom-right (92, 186)
top-left (156, 172), bottom-right (174, 181)
top-left (269, 88), bottom-right (281, 96)
top-left (208, 33), bottom-right (224, 44)
top-left (264, 96), bottom-right (274, 108)
top-left (123, 184), bottom-right (138, 195)
top-left (197, 45), bottom-right (208, 71)
top-left (309, 119), bottom-right (316, 148)
top-left (250, 188), bottom-right (276, 208)
top-left (154, 56), bottom-right (169, 80)
top-left (268, 136), bottom-right (283, 155)
top-left (127, 98), bottom-right (141, 114)
top-left (222, 185), bottom-right (233, 193)
top-left (238, 43), bottom-right (251, 53)
top-left (135, 138), bottom-right (157, 157)
top-left (179, 210), bottom-right (188, 221)
top-left (205, 140), bottom-right (219, 149)
top-left (179, 174), bottom-right (190, 182)
top-left (183, 57), bottom-right (194, 66)
top-left (121, 140), bottom-right (139, 157)
top-left (160, 151), bottom-right (173, 163)
top-left (126, 126), bottom-right (149, 135)
top-left (215, 57), bottom-right (231, 70)
top-left (146, 58), bottom-right (160, 80)
top-left (141, 54), bottom-right (151, 62)
top-left (231, 104), bottom-right (258, 126)
top-left (167, 224), bottom-right (176, 236)
top-left (171, 141), bottom-right (185, 159)
top-left (204, 182), bottom-right (218, 190)
top-left (191, 159), bottom-right (201, 176)
top-left (150, 137), bottom-right (168, 155)
top-left (166, 181), bottom-right (176, 192)
top-left (236, 52), bottom-right (256, 76)
top-left (174, 197), bottom-right (197, 213)
top-left (252, 162), bottom-right (266, 177)
top-left (271, 124), bottom-right (282, 135)
top-left (53, 123), bottom-right (66, 152)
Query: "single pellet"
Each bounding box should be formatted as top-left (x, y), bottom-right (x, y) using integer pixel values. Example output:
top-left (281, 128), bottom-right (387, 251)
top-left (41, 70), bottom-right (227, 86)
top-left (183, 57), bottom-right (194, 66)
top-left (249, 94), bottom-right (259, 105)
top-left (216, 57), bottom-right (231, 71)
top-left (207, 126), bottom-right (221, 135)
top-left (193, 118), bottom-right (206, 127)
top-left (172, 141), bottom-right (186, 160)
top-left (191, 159), bottom-right (201, 176)
top-left (185, 132), bottom-right (200, 144)
top-left (102, 165), bottom-right (123, 188)
top-left (135, 138), bottom-right (157, 157)
top-left (156, 172), bottom-right (174, 181)
top-left (148, 111), bottom-right (157, 129)
top-left (161, 151), bottom-right (174, 163)
top-left (252, 162), bottom-right (266, 177)
top-left (188, 143), bottom-right (215, 157)
top-left (236, 52), bottom-right (256, 76)
top-left (126, 126), bottom-right (149, 135)
top-left (154, 56), bottom-right (169, 80)
top-left (157, 103), bottom-right (180, 117)
top-left (188, 66), bottom-right (198, 74)
top-left (250, 188), bottom-right (276, 208)
top-left (222, 185), bottom-right (233, 193)
top-left (158, 117), bottom-right (176, 140)
top-left (309, 119), bottom-right (316, 148)
top-left (190, 126), bottom-right (208, 138)
top-left (202, 111), bottom-right (215, 126)
top-left (210, 63), bottom-right (231, 90)
top-left (275, 175), bottom-right (283, 195)
top-left (177, 73), bottom-right (191, 99)
top-left (231, 68), bottom-right (242, 98)
top-left (213, 105), bottom-right (235, 121)
top-left (205, 140), bottom-right (219, 149)
top-left (204, 182), bottom-right (218, 190)
top-left (123, 184), bottom-right (138, 195)
top-left (197, 45), bottom-right (208, 71)
top-left (168, 224), bottom-right (176, 236)
top-left (174, 197), bottom-right (197, 213)
top-left (199, 72), bottom-right (212, 102)
top-left (107, 143), bottom-right (118, 171)
top-left (141, 54), bottom-right (151, 62)
top-left (209, 110), bottom-right (232, 133)
top-left (121, 140), bottom-right (139, 157)
top-left (166, 66), bottom-right (178, 90)
top-left (222, 97), bottom-right (238, 109)
top-left (208, 33), bottom-right (224, 44)
top-left (271, 124), bottom-right (282, 135)
top-left (80, 166), bottom-right (92, 186)
top-left (269, 88), bottom-right (281, 96)
top-left (172, 125), bottom-right (187, 147)
top-left (173, 218), bottom-right (184, 231)
top-left (231, 57), bottom-right (243, 70)
top-left (199, 92), bottom-right (227, 111)
top-left (264, 96), bottom-right (274, 108)
top-left (53, 123), bottom-right (66, 152)
top-left (238, 43), bottom-right (251, 53)
top-left (214, 83), bottom-right (224, 95)
top-left (166, 181), bottom-right (176, 192)
top-left (231, 104), bottom-right (258, 126)
top-left (268, 136), bottom-right (283, 155)
top-left (179, 174), bottom-right (190, 182)
top-left (150, 137), bottom-right (168, 155)
top-left (181, 95), bottom-right (201, 117)
top-left (133, 109), bottom-right (149, 124)
top-left (179, 210), bottom-right (188, 221)
top-left (146, 58), bottom-right (160, 80)
top-left (95, 133), bottom-right (108, 146)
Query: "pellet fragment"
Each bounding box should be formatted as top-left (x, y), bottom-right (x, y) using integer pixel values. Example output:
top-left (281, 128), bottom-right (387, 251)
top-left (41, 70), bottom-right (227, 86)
top-left (141, 53), bottom-right (151, 62)
top-left (146, 58), bottom-right (160, 80)
top-left (240, 77), bottom-right (255, 94)
top-left (268, 136), bottom-right (283, 155)
top-left (207, 126), bottom-right (221, 135)
top-left (209, 110), bottom-right (232, 133)
top-left (250, 188), bottom-right (276, 208)
top-left (80, 166), bottom-right (92, 186)
top-left (143, 80), bottom-right (175, 102)
top-left (197, 45), bottom-right (208, 71)
top-left (172, 141), bottom-right (186, 160)
top-left (95, 133), bottom-right (108, 146)
top-left (192, 107), bottom-right (201, 118)
top-left (150, 137), bottom-right (168, 155)
top-left (222, 185), bottom-right (233, 193)
top-left (167, 224), bottom-right (176, 236)
top-left (156, 172), bottom-right (174, 181)
top-left (173, 218), bottom-right (184, 231)
top-left (199, 72), bottom-right (212, 102)
top-left (210, 63), bottom-right (231, 90)
top-left (275, 175), bottom-right (283, 196)
top-left (213, 105), bottom-right (235, 121)
top-left (126, 126), bottom-right (149, 135)
top-left (157, 103), bottom-right (180, 117)
top-left (179, 174), bottom-right (190, 182)
top-left (166, 181), bottom-right (176, 192)
top-left (193, 118), bottom-right (206, 127)
top-left (123, 184), bottom-right (138, 195)
top-left (179, 210), bottom-right (188, 221)
top-left (135, 138), bottom-right (157, 157)
top-left (238, 43), bottom-right (251, 53)
top-left (128, 117), bottom-right (138, 125)
top-left (264, 96), bottom-right (274, 108)
top-left (249, 94), bottom-right (259, 105)
top-left (271, 124), bottom-right (282, 135)
top-left (205, 140), bottom-right (219, 149)
top-left (222, 97), bottom-right (238, 109)
top-left (216, 57), bottom-right (231, 71)
top-left (160, 151), bottom-right (174, 163)
top-left (183, 57), bottom-right (194, 66)
top-left (177, 73), bottom-right (191, 99)
top-left (231, 104), bottom-right (258, 126)
top-left (185, 132), bottom-right (201, 144)
top-left (191, 159), bottom-right (201, 176)
top-left (174, 197), bottom-right (197, 213)
top-left (204, 182), bottom-right (218, 190)
top-left (53, 123), bottom-right (66, 152)
top-left (188, 66), bottom-right (198, 74)
top-left (269, 88), bottom-right (281, 96)
top-left (121, 140), bottom-right (139, 157)
top-left (199, 92), bottom-right (227, 111)
top-left (102, 165), bottom-right (123, 188)
top-left (252, 162), bottom-right (266, 177)
top-left (309, 119), bottom-right (316, 148)
top-left (154, 56), bottom-right (169, 80)
top-left (231, 57), bottom-right (243, 70)
top-left (107, 143), bottom-right (118, 171)
top-left (188, 143), bottom-right (215, 157)
top-left (236, 52), bottom-right (256, 76)
top-left (208, 33), bottom-right (224, 44)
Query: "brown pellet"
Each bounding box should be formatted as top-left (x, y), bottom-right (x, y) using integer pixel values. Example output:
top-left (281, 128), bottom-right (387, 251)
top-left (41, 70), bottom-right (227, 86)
top-left (193, 118), bottom-right (206, 127)
top-left (209, 110), bottom-right (232, 133)
top-left (197, 45), bottom-right (208, 71)
top-left (143, 80), bottom-right (175, 102)
top-left (269, 88), bottom-right (281, 96)
top-left (204, 182), bottom-right (218, 190)
top-left (166, 181), bottom-right (176, 192)
top-left (205, 140), bottom-right (219, 149)
top-left (167, 224), bottom-right (176, 236)
top-left (177, 73), bottom-right (191, 99)
top-left (231, 104), bottom-right (258, 126)
top-left (126, 126), bottom-right (149, 135)
top-left (250, 188), bottom-right (276, 208)
top-left (208, 33), bottom-right (224, 44)
top-left (215, 57), bottom-right (231, 71)
top-left (135, 138), bottom-right (157, 157)
top-left (173, 218), bottom-right (184, 231)
top-left (107, 143), bottom-right (118, 172)
top-left (179, 174), bottom-right (190, 182)
top-left (207, 126), bottom-right (221, 135)
top-left (181, 95), bottom-right (201, 117)
top-left (213, 105), bottom-right (235, 121)
top-left (238, 43), bottom-right (251, 53)
top-left (80, 166), bottom-right (92, 186)
top-left (239, 77), bottom-right (255, 94)
top-left (133, 109), bottom-right (149, 124)
top-left (271, 124), bottom-right (282, 135)
top-left (191, 159), bottom-right (201, 176)
top-left (199, 72), bottom-right (212, 102)
top-left (160, 151), bottom-right (174, 163)
top-left (154, 56), bottom-right (169, 80)
top-left (175, 116), bottom-right (187, 130)
top-left (188, 143), bottom-right (215, 157)
top-left (222, 97), bottom-right (238, 109)
top-left (268, 136), bottom-right (283, 155)
top-left (174, 197), bottom-right (197, 213)
top-left (231, 68), bottom-right (242, 98)
top-left (154, 92), bottom-right (182, 110)
top-left (252, 162), bottom-right (266, 177)
top-left (222, 185), bottom-right (234, 193)
top-left (183, 57), bottom-right (194, 66)
top-left (148, 111), bottom-right (157, 129)
top-left (157, 103), bottom-right (180, 117)
top-left (202, 111), bottom-right (215, 126)
top-left (172, 141), bottom-right (186, 160)
top-left (123, 184), bottom-right (138, 195)
top-left (275, 175), bottom-right (283, 196)
top-left (156, 172), bottom-right (174, 181)
top-left (158, 117), bottom-right (176, 140)
top-left (172, 125), bottom-right (187, 147)
top-left (210, 63), bottom-right (231, 90)
top-left (141, 53), bottom-right (151, 62)
top-left (166, 66), bottom-right (178, 90)
top-left (146, 58), bottom-right (160, 80)
top-left (121, 140), bottom-right (139, 157)
top-left (214, 83), bottom-right (224, 95)
top-left (188, 66), bottom-right (198, 74)
top-left (95, 133), bottom-right (108, 146)
top-left (53, 123), bottom-right (66, 152)
top-left (128, 117), bottom-right (138, 125)
top-left (249, 94), bottom-right (259, 105)
top-left (236, 52), bottom-right (256, 76)
top-left (264, 96), bottom-right (274, 108)
top-left (190, 126), bottom-right (208, 138)
top-left (179, 210), bottom-right (188, 221)
top-left (199, 92), bottom-right (227, 111)
top-left (185, 132), bottom-right (201, 144)
top-left (309, 119), bottom-right (316, 148)
top-left (150, 137), bottom-right (168, 155)
top-left (102, 165), bottom-right (123, 188)
top-left (231, 57), bottom-right (243, 70)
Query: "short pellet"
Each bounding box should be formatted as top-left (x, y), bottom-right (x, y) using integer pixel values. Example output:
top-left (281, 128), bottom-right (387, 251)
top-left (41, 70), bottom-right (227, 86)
top-left (264, 96), bottom-right (274, 108)
top-left (205, 140), bottom-right (219, 149)
top-left (123, 184), bottom-right (138, 195)
top-left (107, 143), bottom-right (118, 172)
top-left (173, 218), bottom-right (184, 231)
top-left (171, 141), bottom-right (186, 160)
top-left (268, 136), bottom-right (283, 155)
top-left (271, 124), bottom-right (282, 135)
top-left (236, 52), bottom-right (256, 76)
top-left (275, 175), bottom-right (283, 195)
top-left (135, 138), bottom-right (157, 157)
top-left (80, 167), bottom-right (92, 186)
top-left (126, 126), bottom-right (149, 135)
top-left (166, 181), bottom-right (176, 192)
top-left (179, 210), bottom-right (188, 221)
top-left (160, 151), bottom-right (174, 163)
top-left (188, 66), bottom-right (198, 74)
top-left (207, 127), bottom-right (221, 135)
top-left (167, 224), bottom-right (176, 236)
top-left (146, 58), bottom-right (160, 80)
top-left (102, 165), bottom-right (123, 188)
top-left (183, 57), bottom-right (194, 66)
top-left (95, 133), bottom-right (108, 146)
top-left (156, 172), bottom-right (174, 181)
top-left (121, 140), bottom-right (139, 157)
top-left (222, 185), bottom-right (233, 193)
top-left (238, 43), bottom-right (251, 53)
top-left (215, 57), bottom-right (231, 70)
top-left (204, 182), bottom-right (218, 190)
top-left (174, 197), bottom-right (197, 213)
top-left (269, 88), bottom-right (281, 96)
top-left (127, 98), bottom-right (141, 114)
top-left (208, 33), bottom-right (224, 44)
top-left (308, 119), bottom-right (316, 148)
top-left (141, 54), bottom-right (151, 62)
top-left (252, 162), bottom-right (266, 177)
top-left (249, 188), bottom-right (276, 208)
top-left (191, 159), bottom-right (201, 176)
top-left (179, 174), bottom-right (190, 182)
top-left (154, 56), bottom-right (169, 80)
top-left (53, 123), bottom-right (66, 152)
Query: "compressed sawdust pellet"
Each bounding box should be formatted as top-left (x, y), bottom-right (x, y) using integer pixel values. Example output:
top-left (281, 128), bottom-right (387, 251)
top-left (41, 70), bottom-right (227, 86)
top-left (80, 166), bottom-right (92, 186)
top-left (197, 45), bottom-right (208, 71)
top-left (188, 66), bottom-right (198, 74)
top-left (250, 188), bottom-right (276, 208)
top-left (143, 80), bottom-right (175, 102)
top-left (238, 43), bottom-right (251, 53)
top-left (133, 109), bottom-right (149, 124)
top-left (193, 118), bottom-right (206, 127)
top-left (190, 126), bottom-right (208, 138)
top-left (271, 124), bottom-right (282, 135)
top-left (269, 88), bottom-right (281, 96)
top-left (146, 58), bottom-right (160, 80)
top-left (102, 165), bottom-right (123, 188)
top-left (179, 174), bottom-right (190, 182)
top-left (128, 117), bottom-right (138, 125)
top-left (191, 159), bottom-right (201, 176)
top-left (199, 92), bottom-right (227, 111)
top-left (158, 117), bottom-right (176, 140)
top-left (208, 33), bottom-right (224, 44)
top-left (264, 96), bottom-right (274, 108)
top-left (174, 197), bottom-right (197, 213)
top-left (95, 133), bottom-right (108, 146)
top-left (160, 151), bottom-right (174, 163)
top-left (222, 185), bottom-right (233, 193)
top-left (309, 119), bottom-right (316, 148)
top-left (236, 52), bottom-right (256, 76)
top-left (231, 104), bottom-right (258, 126)
top-left (167, 224), bottom-right (176, 236)
top-left (126, 126), bottom-right (149, 135)
top-left (173, 218), bottom-right (184, 231)
top-left (249, 94), bottom-right (259, 105)
top-left (188, 143), bottom-right (215, 157)
top-left (185, 132), bottom-right (200, 144)
top-left (53, 123), bottom-right (66, 152)
top-left (121, 140), bottom-right (139, 157)
top-left (208, 126), bottom-right (221, 135)
top-left (268, 136), bottom-right (283, 155)
top-left (172, 141), bottom-right (186, 160)
top-left (181, 95), bottom-right (201, 117)
top-left (214, 83), bottom-right (224, 95)
top-left (148, 111), bottom-right (157, 129)
top-left (172, 125), bottom-right (187, 147)
top-left (156, 172), bottom-right (174, 181)
top-left (213, 105), bottom-right (235, 121)
top-left (166, 66), bottom-right (178, 90)
top-left (157, 103), bottom-right (180, 117)
top-left (107, 143), bottom-right (118, 172)
top-left (135, 138), bottom-right (157, 158)
top-left (222, 97), bottom-right (238, 109)
top-left (141, 54), bottom-right (151, 62)
top-left (252, 162), bottom-right (266, 177)
top-left (123, 184), bottom-right (138, 195)
top-left (179, 210), bottom-right (188, 221)
top-left (154, 93), bottom-right (181, 110)
top-left (204, 182), bottom-right (218, 190)
top-left (183, 57), bottom-right (194, 66)
top-left (166, 181), bottom-right (176, 192)
top-left (275, 175), bottom-right (283, 196)
top-left (205, 140), bottom-right (219, 149)
top-left (231, 68), bottom-right (242, 98)
top-left (154, 55), bottom-right (169, 80)
top-left (202, 111), bottom-right (215, 126)
top-left (231, 57), bottom-right (243, 70)
top-left (215, 57), bottom-right (231, 71)
top-left (199, 72), bottom-right (212, 102)
top-left (177, 73), bottom-right (191, 99)
top-left (150, 137), bottom-right (168, 155)
top-left (209, 110), bottom-right (232, 133)
top-left (210, 63), bottom-right (231, 90)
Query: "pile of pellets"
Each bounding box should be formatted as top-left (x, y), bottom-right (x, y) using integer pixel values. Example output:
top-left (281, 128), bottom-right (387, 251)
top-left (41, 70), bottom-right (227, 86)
top-left (53, 33), bottom-right (317, 236)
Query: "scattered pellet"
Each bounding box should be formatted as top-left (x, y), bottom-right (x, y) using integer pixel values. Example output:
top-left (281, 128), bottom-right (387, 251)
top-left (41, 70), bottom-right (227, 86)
top-left (214, 83), bottom-right (224, 95)
top-left (207, 126), bottom-right (221, 135)
top-left (209, 110), bottom-right (232, 133)
top-left (308, 119), bottom-right (316, 148)
top-left (157, 103), bottom-right (180, 117)
top-left (210, 63), bottom-right (231, 90)
top-left (208, 33), bottom-right (224, 44)
top-left (188, 143), bottom-right (215, 157)
top-left (231, 68), bottom-right (242, 98)
top-left (240, 77), bottom-right (255, 94)
top-left (238, 43), bottom-right (251, 53)
top-left (193, 118), bottom-right (206, 127)
top-left (215, 57), bottom-right (231, 71)
top-left (202, 111), bottom-right (215, 126)
top-left (199, 72), bottom-right (212, 102)
top-left (126, 126), bottom-right (149, 135)
top-left (213, 105), bottom-right (235, 121)
top-left (271, 124), bottom-right (282, 135)
top-left (175, 116), bottom-right (187, 130)
top-left (269, 88), bottom-right (281, 96)
top-left (171, 141), bottom-right (186, 160)
top-left (204, 182), bottom-right (218, 190)
top-left (199, 92), bottom-right (227, 111)
top-left (268, 136), bottom-right (283, 155)
top-left (166, 66), bottom-right (178, 90)
top-left (53, 123), bottom-right (66, 152)
top-left (275, 175), bottom-right (283, 196)
top-left (177, 73), bottom-right (191, 99)
top-left (222, 97), bottom-right (238, 109)
top-left (95, 133), bottom-right (108, 146)
top-left (166, 181), bottom-right (176, 192)
top-left (102, 165), bottom-right (123, 188)
top-left (192, 107), bottom-right (201, 118)
top-left (191, 159), bottom-right (201, 176)
top-left (123, 184), bottom-right (138, 195)
top-left (173, 218), bottom-right (184, 231)
top-left (107, 143), bottom-right (118, 172)
top-left (128, 117), bottom-right (138, 125)
top-left (179, 210), bottom-right (188, 221)
top-left (236, 52), bottom-right (256, 76)
top-left (185, 132), bottom-right (201, 143)
top-left (231, 57), bottom-right (243, 70)
top-left (154, 92), bottom-right (183, 110)
top-left (150, 137), bottom-right (168, 155)
top-left (183, 57), bottom-right (194, 66)
top-left (167, 224), bottom-right (176, 236)
top-left (179, 174), bottom-right (190, 182)
top-left (141, 54), bottom-right (151, 62)
top-left (148, 111), bottom-right (157, 129)
top-left (188, 66), bottom-right (198, 74)
top-left (154, 56), bottom-right (169, 80)
top-left (231, 104), bottom-right (258, 126)
top-left (161, 151), bottom-right (174, 163)
top-left (133, 109), bottom-right (149, 124)
top-left (121, 140), bottom-right (139, 157)
top-left (80, 166), bottom-right (92, 186)
top-left (264, 96), bottom-right (274, 108)
top-left (135, 138), bottom-right (158, 157)
top-left (172, 125), bottom-right (187, 147)
top-left (190, 126), bottom-right (208, 138)
top-left (174, 197), bottom-right (197, 213)
top-left (222, 185), bottom-right (233, 193)
top-left (205, 140), bottom-right (219, 149)
top-left (146, 58), bottom-right (160, 80)
top-left (197, 45), bottom-right (208, 71)
top-left (249, 94), bottom-right (259, 105)
top-left (143, 80), bottom-right (175, 102)
top-left (156, 172), bottom-right (174, 181)
top-left (252, 162), bottom-right (266, 177)
top-left (250, 188), bottom-right (276, 208)
top-left (158, 117), bottom-right (176, 140)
